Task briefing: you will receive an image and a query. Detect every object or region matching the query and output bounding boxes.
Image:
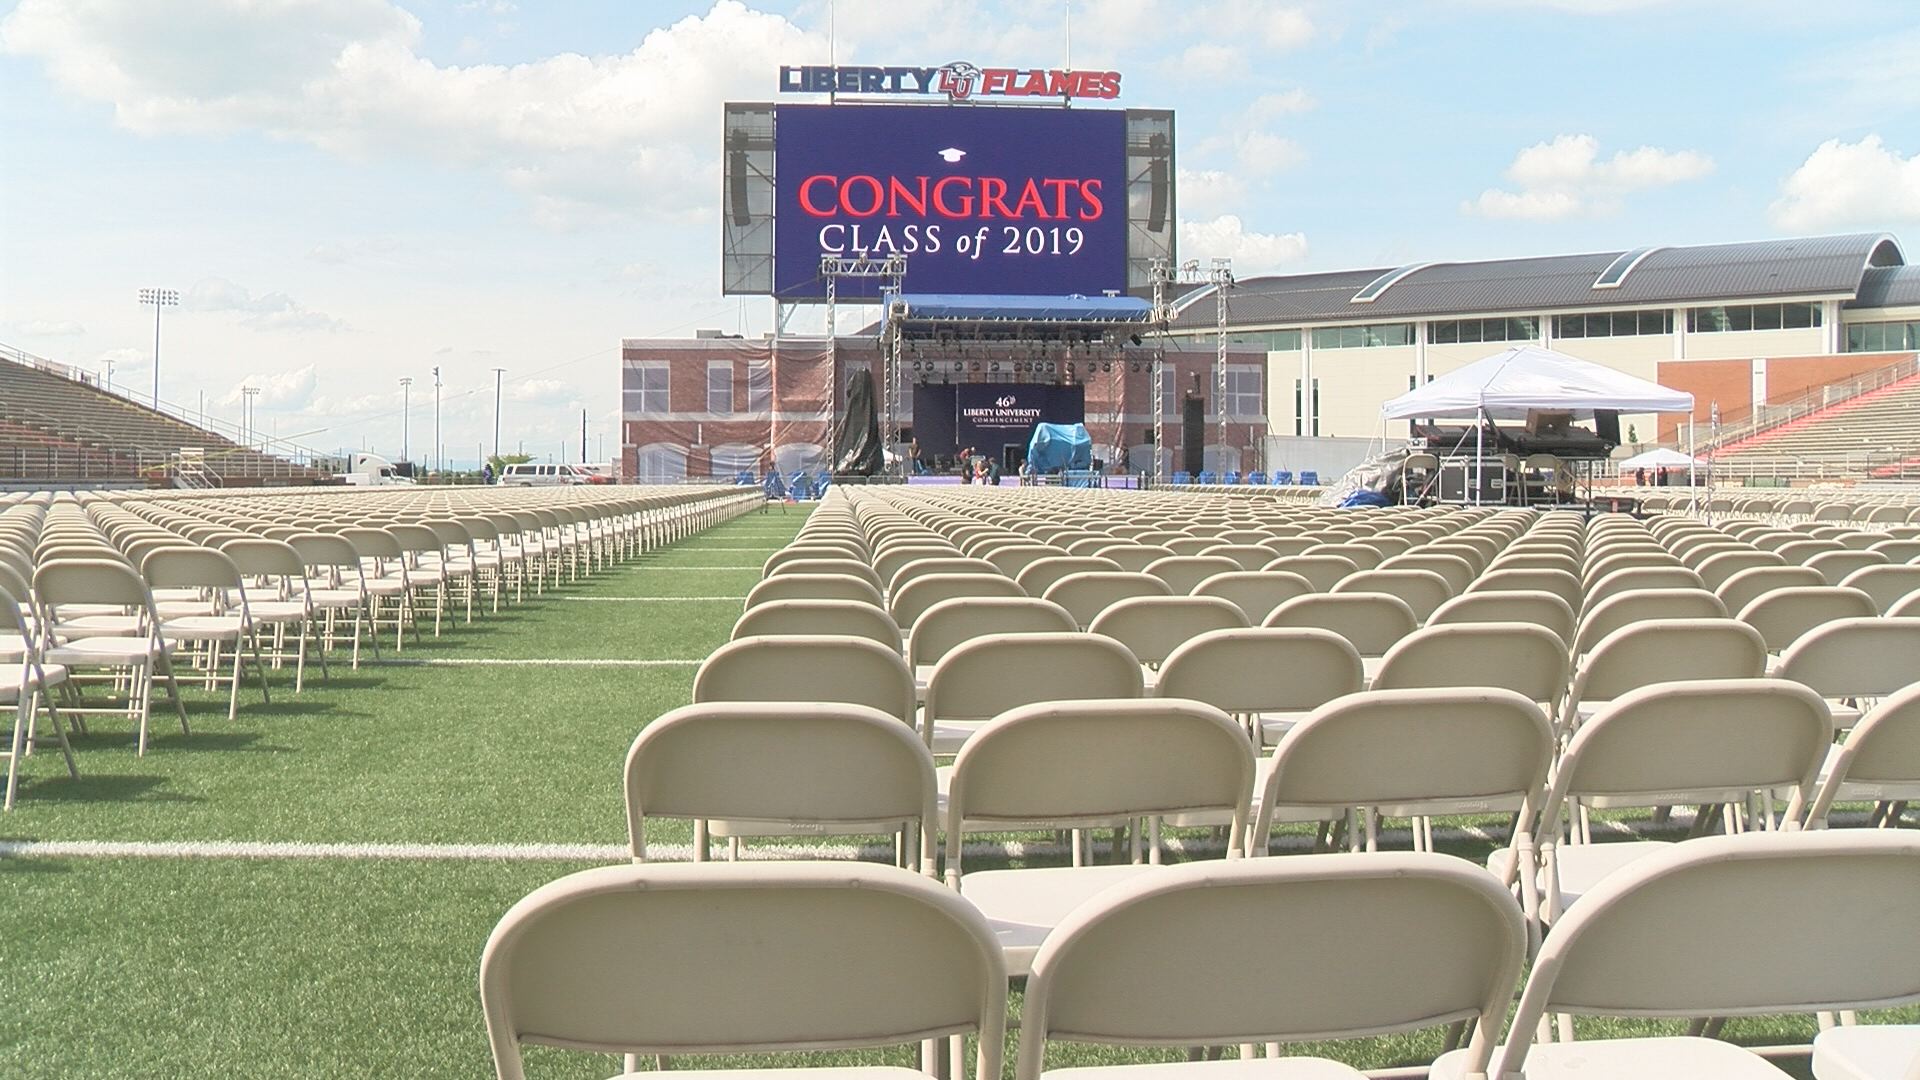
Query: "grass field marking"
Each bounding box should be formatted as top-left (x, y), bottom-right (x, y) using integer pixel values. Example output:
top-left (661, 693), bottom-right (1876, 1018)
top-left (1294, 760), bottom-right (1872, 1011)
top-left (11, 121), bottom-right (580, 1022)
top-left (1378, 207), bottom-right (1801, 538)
top-left (8, 814), bottom-right (1816, 864)
top-left (556, 596), bottom-right (746, 602)
top-left (0, 835), bottom-right (1217, 862)
top-left (625, 565), bottom-right (767, 570)
top-left (372, 657), bottom-right (702, 667)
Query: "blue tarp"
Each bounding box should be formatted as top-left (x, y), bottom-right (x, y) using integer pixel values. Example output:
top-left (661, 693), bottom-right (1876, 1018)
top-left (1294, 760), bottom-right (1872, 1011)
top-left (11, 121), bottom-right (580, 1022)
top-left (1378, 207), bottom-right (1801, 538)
top-left (1026, 422), bottom-right (1092, 473)
top-left (883, 293), bottom-right (1154, 330)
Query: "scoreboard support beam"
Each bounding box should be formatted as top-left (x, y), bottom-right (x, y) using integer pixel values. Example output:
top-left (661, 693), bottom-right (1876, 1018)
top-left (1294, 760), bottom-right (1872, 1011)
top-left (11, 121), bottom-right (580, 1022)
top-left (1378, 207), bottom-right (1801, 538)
top-left (820, 252), bottom-right (908, 473)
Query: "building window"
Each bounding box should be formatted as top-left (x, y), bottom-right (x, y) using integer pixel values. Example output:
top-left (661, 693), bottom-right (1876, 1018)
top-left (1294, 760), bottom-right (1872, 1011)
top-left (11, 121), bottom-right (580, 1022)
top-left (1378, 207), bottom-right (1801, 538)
top-left (1552, 309), bottom-right (1673, 339)
top-left (1687, 302), bottom-right (1822, 334)
top-left (1293, 378), bottom-right (1320, 436)
top-left (746, 360), bottom-right (772, 411)
top-left (1160, 365), bottom-right (1176, 417)
top-left (707, 361), bottom-right (733, 414)
top-left (1429, 316), bottom-right (1538, 345)
top-left (1310, 323), bottom-right (1413, 349)
top-left (1845, 320), bottom-right (1920, 352)
top-left (624, 362), bottom-right (669, 415)
top-left (1223, 365), bottom-right (1262, 416)
top-left (1183, 330), bottom-right (1302, 351)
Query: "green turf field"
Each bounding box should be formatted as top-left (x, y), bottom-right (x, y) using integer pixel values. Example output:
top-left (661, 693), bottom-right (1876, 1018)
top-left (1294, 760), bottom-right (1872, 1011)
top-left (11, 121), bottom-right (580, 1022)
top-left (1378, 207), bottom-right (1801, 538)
top-left (0, 505), bottom-right (1889, 1078)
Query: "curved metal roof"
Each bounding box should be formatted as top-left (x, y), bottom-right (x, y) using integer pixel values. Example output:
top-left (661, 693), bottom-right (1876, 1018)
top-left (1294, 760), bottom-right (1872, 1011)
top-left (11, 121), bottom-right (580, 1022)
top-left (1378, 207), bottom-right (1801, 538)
top-left (1847, 265), bottom-right (1920, 310)
top-left (1170, 233), bottom-right (1905, 331)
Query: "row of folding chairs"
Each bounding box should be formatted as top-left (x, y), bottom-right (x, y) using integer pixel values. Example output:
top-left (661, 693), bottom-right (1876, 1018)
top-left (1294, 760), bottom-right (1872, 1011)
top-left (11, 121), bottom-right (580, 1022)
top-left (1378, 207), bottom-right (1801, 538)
top-left (485, 680), bottom-right (1920, 1078)
top-left (0, 486), bottom-right (763, 808)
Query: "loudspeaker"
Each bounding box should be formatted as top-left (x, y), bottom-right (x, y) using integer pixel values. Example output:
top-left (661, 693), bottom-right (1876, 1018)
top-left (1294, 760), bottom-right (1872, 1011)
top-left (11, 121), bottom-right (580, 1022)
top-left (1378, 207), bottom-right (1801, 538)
top-left (1593, 409), bottom-right (1622, 446)
top-left (1146, 133), bottom-right (1169, 233)
top-left (1181, 395), bottom-right (1205, 475)
top-left (726, 130), bottom-right (751, 227)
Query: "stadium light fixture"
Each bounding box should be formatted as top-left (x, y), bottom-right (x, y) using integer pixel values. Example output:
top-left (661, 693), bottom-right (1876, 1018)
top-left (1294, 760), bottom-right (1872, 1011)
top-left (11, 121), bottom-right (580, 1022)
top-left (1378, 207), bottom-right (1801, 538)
top-left (138, 287), bottom-right (178, 409)
top-left (492, 367), bottom-right (506, 463)
top-left (399, 377), bottom-right (413, 461)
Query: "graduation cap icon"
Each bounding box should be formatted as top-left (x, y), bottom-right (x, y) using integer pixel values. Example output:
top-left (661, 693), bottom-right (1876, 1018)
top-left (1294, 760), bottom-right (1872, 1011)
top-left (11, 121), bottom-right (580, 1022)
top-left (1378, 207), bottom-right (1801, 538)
top-left (938, 147), bottom-right (967, 163)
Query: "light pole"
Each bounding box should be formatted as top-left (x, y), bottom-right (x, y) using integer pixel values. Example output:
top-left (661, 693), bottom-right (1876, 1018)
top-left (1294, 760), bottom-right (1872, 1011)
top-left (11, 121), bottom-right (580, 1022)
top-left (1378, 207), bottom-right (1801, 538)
top-left (432, 366), bottom-right (442, 476)
top-left (491, 367), bottom-right (505, 464)
top-left (241, 385), bottom-right (261, 448)
top-left (138, 287), bottom-right (178, 409)
top-left (399, 377), bottom-right (413, 462)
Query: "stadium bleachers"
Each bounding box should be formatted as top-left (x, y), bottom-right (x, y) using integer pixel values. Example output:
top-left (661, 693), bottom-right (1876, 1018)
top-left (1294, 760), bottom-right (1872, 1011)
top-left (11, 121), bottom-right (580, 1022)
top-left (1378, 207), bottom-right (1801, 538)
top-left (1713, 360), bottom-right (1920, 478)
top-left (0, 351), bottom-right (327, 484)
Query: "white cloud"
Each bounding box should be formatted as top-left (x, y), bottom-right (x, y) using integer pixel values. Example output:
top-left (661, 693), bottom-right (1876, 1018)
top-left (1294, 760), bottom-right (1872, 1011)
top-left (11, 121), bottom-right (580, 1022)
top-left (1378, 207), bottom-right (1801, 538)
top-left (1179, 215), bottom-right (1309, 275)
top-left (183, 276), bottom-right (349, 333)
top-left (1247, 89), bottom-right (1317, 120)
top-left (93, 346), bottom-right (148, 375)
top-left (307, 237), bottom-right (400, 264)
top-left (1769, 134), bottom-right (1920, 231)
top-left (1176, 168), bottom-right (1247, 220)
top-left (1462, 188), bottom-right (1583, 221)
top-left (5, 318), bottom-right (85, 336)
top-left (1248, 5), bottom-right (1314, 49)
top-left (1468, 133), bottom-right (1714, 219)
top-left (0, 0), bottom-right (823, 224)
top-left (220, 365), bottom-right (320, 410)
top-left (1234, 131), bottom-right (1307, 174)
top-left (1172, 42), bottom-right (1246, 74)
top-left (510, 378), bottom-right (574, 404)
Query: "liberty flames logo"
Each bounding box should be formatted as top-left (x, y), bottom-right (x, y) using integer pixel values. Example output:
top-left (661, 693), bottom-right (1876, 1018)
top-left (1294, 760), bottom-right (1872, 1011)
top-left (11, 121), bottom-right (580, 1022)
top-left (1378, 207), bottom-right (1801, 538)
top-left (936, 62), bottom-right (982, 100)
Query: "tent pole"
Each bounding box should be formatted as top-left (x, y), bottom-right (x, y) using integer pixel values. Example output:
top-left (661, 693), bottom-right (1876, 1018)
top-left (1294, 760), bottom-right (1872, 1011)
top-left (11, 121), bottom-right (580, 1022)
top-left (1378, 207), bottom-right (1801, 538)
top-left (1473, 407), bottom-right (1484, 507)
top-left (1687, 418), bottom-right (1697, 516)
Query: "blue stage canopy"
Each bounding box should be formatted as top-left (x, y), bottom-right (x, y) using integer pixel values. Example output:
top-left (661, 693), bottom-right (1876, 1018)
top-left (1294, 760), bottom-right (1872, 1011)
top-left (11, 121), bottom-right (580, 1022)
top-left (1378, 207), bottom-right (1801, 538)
top-left (883, 293), bottom-right (1154, 329)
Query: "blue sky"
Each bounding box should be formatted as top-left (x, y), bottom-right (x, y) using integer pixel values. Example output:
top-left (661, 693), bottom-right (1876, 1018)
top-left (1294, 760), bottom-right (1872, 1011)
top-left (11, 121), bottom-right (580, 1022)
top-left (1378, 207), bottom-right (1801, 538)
top-left (3, 0), bottom-right (1916, 465)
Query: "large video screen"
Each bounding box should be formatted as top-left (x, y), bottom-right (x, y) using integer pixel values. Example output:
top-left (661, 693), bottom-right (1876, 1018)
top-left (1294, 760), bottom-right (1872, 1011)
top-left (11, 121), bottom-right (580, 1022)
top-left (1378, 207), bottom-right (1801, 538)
top-left (769, 105), bottom-right (1128, 299)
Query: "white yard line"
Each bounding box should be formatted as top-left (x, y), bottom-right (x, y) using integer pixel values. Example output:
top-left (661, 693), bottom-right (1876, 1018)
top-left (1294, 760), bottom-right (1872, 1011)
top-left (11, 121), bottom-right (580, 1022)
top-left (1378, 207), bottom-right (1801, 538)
top-left (557, 596), bottom-right (744, 602)
top-left (624, 565), bottom-right (765, 570)
top-left (8, 813), bottom-right (1849, 863)
top-left (372, 657), bottom-right (701, 667)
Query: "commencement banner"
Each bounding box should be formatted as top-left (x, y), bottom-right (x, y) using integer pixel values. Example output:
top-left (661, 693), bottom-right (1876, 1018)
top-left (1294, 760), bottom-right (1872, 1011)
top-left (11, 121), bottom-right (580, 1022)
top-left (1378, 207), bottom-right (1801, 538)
top-left (912, 383), bottom-right (1085, 454)
top-left (773, 105), bottom-right (1128, 299)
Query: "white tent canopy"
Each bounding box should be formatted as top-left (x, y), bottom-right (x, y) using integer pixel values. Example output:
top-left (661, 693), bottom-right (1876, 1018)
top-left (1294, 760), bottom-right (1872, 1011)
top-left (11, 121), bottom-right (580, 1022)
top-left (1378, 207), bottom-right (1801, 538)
top-left (1381, 345), bottom-right (1694, 421)
top-left (1618, 446), bottom-right (1706, 470)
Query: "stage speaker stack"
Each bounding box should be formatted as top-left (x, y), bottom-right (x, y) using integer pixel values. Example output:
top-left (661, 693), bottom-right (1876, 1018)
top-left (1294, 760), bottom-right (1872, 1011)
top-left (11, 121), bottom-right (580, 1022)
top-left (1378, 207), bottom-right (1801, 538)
top-left (1182, 396), bottom-right (1205, 475)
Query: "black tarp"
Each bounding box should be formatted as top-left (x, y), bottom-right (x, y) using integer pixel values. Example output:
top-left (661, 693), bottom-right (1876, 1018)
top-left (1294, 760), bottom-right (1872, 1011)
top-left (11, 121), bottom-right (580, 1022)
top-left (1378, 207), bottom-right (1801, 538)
top-left (833, 369), bottom-right (884, 475)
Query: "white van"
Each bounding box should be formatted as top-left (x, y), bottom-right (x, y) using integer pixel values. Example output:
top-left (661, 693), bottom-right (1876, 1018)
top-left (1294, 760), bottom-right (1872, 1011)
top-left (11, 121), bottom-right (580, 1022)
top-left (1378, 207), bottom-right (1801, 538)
top-left (500, 463), bottom-right (600, 486)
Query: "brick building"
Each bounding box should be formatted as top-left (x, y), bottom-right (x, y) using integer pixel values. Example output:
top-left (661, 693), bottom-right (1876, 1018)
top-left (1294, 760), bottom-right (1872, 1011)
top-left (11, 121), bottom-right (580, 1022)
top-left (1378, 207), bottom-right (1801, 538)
top-left (619, 332), bottom-right (1267, 481)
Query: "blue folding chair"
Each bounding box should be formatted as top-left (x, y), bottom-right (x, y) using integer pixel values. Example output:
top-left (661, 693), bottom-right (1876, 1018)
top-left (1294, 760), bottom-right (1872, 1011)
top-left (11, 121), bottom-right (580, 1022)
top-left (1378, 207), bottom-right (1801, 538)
top-left (1173, 471), bottom-right (1193, 485)
top-left (1299, 470), bottom-right (1320, 486)
top-left (1273, 470), bottom-right (1294, 485)
top-left (1224, 470), bottom-right (1241, 485)
top-left (734, 470), bottom-right (755, 486)
top-left (1248, 471), bottom-right (1268, 485)
top-left (788, 471), bottom-right (815, 500)
top-left (1197, 470), bottom-right (1218, 484)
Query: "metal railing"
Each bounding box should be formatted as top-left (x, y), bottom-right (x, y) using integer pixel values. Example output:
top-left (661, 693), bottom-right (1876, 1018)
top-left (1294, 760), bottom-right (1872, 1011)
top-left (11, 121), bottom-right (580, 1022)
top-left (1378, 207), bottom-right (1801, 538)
top-left (0, 341), bottom-right (329, 468)
top-left (1594, 446), bottom-right (1920, 485)
top-left (1710, 352), bottom-right (1920, 447)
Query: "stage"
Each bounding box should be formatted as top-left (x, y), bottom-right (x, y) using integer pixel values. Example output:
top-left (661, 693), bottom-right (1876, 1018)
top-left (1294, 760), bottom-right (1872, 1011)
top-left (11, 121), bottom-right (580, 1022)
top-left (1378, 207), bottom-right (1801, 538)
top-left (902, 473), bottom-right (1142, 488)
